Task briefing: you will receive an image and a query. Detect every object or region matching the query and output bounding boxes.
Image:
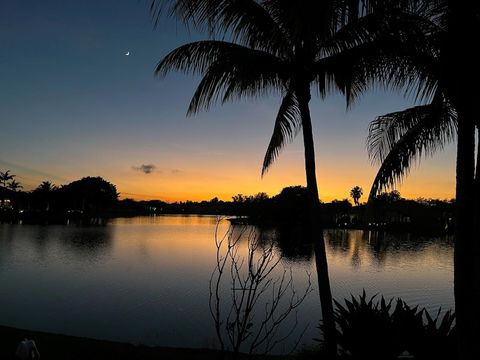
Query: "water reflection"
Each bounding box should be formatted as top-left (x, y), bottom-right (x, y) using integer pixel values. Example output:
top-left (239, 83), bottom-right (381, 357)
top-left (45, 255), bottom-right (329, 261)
top-left (10, 225), bottom-right (112, 258)
top-left (0, 217), bottom-right (454, 351)
top-left (324, 229), bottom-right (453, 270)
top-left (251, 227), bottom-right (453, 271)
top-left (111, 214), bottom-right (221, 226)
top-left (249, 224), bottom-right (454, 272)
top-left (60, 227), bottom-right (112, 258)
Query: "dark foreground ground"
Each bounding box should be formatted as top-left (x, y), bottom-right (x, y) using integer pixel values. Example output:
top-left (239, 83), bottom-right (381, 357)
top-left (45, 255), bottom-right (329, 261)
top-left (0, 325), bottom-right (297, 360)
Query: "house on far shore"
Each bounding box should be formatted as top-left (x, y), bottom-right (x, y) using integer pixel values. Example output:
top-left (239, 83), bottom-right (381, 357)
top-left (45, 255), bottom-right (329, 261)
top-left (0, 187), bottom-right (16, 210)
top-left (0, 198), bottom-right (12, 209)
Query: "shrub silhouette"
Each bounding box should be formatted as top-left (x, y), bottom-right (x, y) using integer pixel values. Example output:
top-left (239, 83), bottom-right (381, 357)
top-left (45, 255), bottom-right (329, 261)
top-left (319, 291), bottom-right (456, 359)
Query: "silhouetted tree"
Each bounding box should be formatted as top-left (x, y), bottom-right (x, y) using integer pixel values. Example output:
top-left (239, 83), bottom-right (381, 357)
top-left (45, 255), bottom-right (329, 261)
top-left (364, 1), bottom-right (458, 202)
top-left (35, 181), bottom-right (57, 193)
top-left (375, 190), bottom-right (401, 204)
top-left (362, 1), bottom-right (480, 356)
top-left (232, 194), bottom-right (246, 203)
top-left (0, 170), bottom-right (15, 188)
top-left (31, 181), bottom-right (58, 211)
top-left (350, 186), bottom-right (363, 206)
top-left (253, 192), bottom-right (269, 202)
top-left (7, 179), bottom-right (23, 192)
top-left (60, 177), bottom-right (118, 212)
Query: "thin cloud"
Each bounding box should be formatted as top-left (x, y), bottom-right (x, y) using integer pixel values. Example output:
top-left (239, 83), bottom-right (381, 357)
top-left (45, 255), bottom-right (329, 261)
top-left (133, 164), bottom-right (157, 174)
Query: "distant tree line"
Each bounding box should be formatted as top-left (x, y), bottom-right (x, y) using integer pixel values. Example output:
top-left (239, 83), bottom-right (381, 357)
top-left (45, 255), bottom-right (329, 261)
top-left (118, 185), bottom-right (453, 234)
top-left (0, 174), bottom-right (118, 222)
top-left (1, 172), bottom-right (453, 233)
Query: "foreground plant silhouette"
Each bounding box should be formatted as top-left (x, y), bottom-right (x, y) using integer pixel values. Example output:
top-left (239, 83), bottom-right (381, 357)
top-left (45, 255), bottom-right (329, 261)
top-left (324, 291), bottom-right (456, 360)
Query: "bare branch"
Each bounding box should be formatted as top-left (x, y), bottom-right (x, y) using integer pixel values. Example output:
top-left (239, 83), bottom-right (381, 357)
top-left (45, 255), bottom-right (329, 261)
top-left (209, 221), bottom-right (312, 356)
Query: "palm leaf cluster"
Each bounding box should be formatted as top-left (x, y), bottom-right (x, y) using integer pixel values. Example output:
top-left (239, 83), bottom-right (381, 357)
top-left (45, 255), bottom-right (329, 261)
top-left (152, 0), bottom-right (437, 176)
top-left (367, 90), bottom-right (457, 198)
top-left (364, 0), bottom-right (470, 199)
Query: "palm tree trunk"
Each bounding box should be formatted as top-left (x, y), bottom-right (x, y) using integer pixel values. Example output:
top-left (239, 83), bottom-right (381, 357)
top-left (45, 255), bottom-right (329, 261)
top-left (454, 111), bottom-right (476, 360)
top-left (471, 124), bottom-right (480, 358)
top-left (475, 125), bottom-right (480, 201)
top-left (297, 84), bottom-right (336, 358)
top-left (447, 1), bottom-right (480, 358)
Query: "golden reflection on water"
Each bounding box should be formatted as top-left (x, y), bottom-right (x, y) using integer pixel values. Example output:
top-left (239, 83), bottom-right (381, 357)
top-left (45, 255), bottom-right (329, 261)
top-left (108, 216), bottom-right (232, 269)
top-left (325, 229), bottom-right (453, 269)
top-left (324, 229), bottom-right (453, 307)
top-left (111, 214), bottom-right (224, 226)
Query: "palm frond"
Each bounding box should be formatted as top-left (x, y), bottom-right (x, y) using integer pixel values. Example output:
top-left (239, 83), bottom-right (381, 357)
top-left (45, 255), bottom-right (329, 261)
top-left (150, 0), bottom-right (212, 27)
top-left (150, 0), bottom-right (290, 54)
top-left (377, 39), bottom-right (440, 101)
top-left (262, 91), bottom-right (301, 176)
top-left (314, 39), bottom-right (381, 106)
top-left (325, 0), bottom-right (443, 54)
top-left (367, 1), bottom-right (443, 101)
top-left (320, 11), bottom-right (384, 58)
top-left (367, 91), bottom-right (446, 163)
top-left (319, 6), bottom-right (440, 105)
top-left (315, 59), bottom-right (369, 106)
top-left (263, 0), bottom-right (337, 44)
top-left (324, 39), bottom-right (438, 107)
top-left (186, 60), bottom-right (283, 114)
top-left (156, 40), bottom-right (232, 77)
top-left (208, 0), bottom-right (290, 54)
top-left (367, 93), bottom-right (456, 199)
top-left (313, 0), bottom-right (443, 107)
top-left (156, 41), bottom-right (287, 114)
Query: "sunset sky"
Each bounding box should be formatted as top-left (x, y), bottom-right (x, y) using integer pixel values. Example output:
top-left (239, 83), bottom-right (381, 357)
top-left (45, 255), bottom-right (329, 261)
top-left (0, 0), bottom-right (456, 202)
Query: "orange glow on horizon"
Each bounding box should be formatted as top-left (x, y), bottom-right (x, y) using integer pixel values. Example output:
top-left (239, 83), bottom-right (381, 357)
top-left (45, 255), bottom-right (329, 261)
top-left (112, 153), bottom-right (455, 203)
top-left (116, 169), bottom-right (455, 203)
top-left (8, 137), bottom-right (456, 204)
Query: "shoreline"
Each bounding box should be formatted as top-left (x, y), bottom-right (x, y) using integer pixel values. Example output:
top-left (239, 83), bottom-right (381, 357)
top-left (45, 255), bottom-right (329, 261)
top-left (1, 212), bottom-right (452, 236)
top-left (0, 325), bottom-right (292, 360)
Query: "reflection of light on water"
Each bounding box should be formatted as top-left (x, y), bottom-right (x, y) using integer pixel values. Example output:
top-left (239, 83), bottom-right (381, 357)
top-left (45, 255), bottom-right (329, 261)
top-left (324, 229), bottom-right (454, 314)
top-left (110, 214), bottom-right (226, 226)
top-left (0, 218), bottom-right (454, 352)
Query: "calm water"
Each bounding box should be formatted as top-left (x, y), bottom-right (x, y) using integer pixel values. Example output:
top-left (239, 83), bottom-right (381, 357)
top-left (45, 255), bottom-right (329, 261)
top-left (0, 215), bottom-right (454, 353)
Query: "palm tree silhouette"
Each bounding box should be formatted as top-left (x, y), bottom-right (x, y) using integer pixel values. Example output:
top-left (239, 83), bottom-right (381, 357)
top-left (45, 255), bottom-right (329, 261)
top-left (350, 186), bottom-right (363, 206)
top-left (35, 181), bottom-right (57, 193)
top-left (33, 181), bottom-right (58, 211)
top-left (0, 170), bottom-right (15, 188)
top-left (364, 1), bottom-right (480, 357)
top-left (7, 179), bottom-right (23, 192)
top-left (151, 0), bottom-right (436, 354)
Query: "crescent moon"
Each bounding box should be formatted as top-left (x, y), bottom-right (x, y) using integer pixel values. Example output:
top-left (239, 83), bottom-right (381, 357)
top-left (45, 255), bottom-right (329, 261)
top-left (125, 51), bottom-right (130, 56)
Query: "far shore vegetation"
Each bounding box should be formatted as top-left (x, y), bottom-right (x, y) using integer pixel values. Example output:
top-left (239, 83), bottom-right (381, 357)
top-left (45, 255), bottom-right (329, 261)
top-left (0, 172), bottom-right (453, 235)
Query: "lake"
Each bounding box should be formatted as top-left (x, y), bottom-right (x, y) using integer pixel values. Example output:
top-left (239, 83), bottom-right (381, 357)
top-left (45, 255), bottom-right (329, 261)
top-left (0, 215), bottom-right (454, 353)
